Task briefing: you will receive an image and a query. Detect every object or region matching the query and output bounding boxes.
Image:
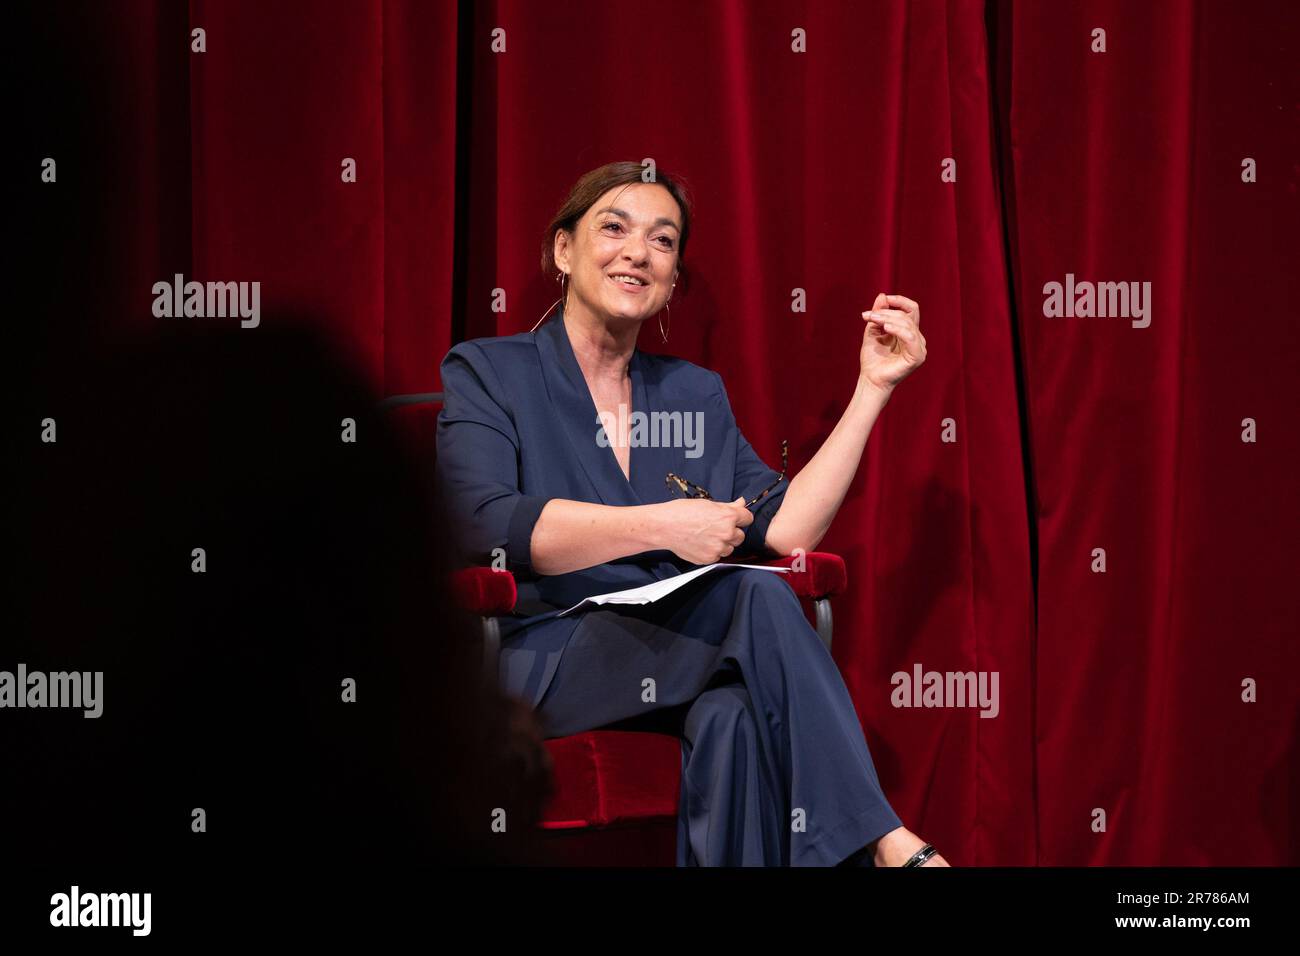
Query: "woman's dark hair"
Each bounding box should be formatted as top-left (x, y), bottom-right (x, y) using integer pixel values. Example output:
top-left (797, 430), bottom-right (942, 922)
top-left (541, 161), bottom-right (695, 307)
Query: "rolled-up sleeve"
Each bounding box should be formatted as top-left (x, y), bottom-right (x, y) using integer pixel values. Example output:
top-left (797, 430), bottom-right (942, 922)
top-left (712, 371), bottom-right (788, 560)
top-left (436, 344), bottom-right (554, 573)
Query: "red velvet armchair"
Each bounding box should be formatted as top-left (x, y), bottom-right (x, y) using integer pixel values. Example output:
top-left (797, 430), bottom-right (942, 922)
top-left (382, 392), bottom-right (849, 865)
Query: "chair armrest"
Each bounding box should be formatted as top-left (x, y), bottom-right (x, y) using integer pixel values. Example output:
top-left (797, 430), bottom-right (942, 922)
top-left (458, 553), bottom-right (846, 671)
top-left (450, 551), bottom-right (846, 616)
top-left (450, 566), bottom-right (517, 617)
top-left (757, 551), bottom-right (847, 600)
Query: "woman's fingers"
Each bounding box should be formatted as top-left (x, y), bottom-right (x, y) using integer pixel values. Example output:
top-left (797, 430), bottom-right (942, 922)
top-left (863, 294), bottom-right (920, 326)
top-left (873, 316), bottom-right (925, 357)
top-left (863, 314), bottom-right (889, 336)
top-left (881, 322), bottom-right (918, 342)
top-left (729, 500), bottom-right (754, 527)
top-left (884, 293), bottom-right (920, 319)
top-left (860, 294), bottom-right (927, 385)
top-left (865, 312), bottom-right (914, 349)
top-left (867, 308), bottom-right (924, 350)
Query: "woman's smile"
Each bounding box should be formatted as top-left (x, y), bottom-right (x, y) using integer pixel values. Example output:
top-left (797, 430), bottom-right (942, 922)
top-left (608, 273), bottom-right (651, 294)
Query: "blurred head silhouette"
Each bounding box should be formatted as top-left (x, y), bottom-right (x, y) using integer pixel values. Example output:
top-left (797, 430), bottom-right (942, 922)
top-left (8, 319), bottom-right (553, 866)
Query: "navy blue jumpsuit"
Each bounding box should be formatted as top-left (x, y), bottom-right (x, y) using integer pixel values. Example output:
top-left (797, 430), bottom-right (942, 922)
top-left (435, 309), bottom-right (903, 865)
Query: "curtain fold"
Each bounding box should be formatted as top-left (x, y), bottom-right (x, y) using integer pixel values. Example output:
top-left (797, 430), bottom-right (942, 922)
top-left (996, 0), bottom-right (1299, 865)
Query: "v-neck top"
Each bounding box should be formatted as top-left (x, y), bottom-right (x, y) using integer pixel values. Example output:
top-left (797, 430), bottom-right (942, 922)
top-left (435, 305), bottom-right (791, 609)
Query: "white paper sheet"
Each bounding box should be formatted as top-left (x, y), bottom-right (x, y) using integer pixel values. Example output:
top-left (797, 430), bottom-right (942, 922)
top-left (556, 562), bottom-right (790, 617)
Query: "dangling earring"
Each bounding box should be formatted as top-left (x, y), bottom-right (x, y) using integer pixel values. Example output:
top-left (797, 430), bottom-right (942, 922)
top-left (529, 270), bottom-right (568, 334)
top-left (658, 282), bottom-right (675, 344)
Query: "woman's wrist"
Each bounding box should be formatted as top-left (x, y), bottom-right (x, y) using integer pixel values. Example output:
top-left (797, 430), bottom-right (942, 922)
top-left (629, 502), bottom-right (668, 553)
top-left (855, 375), bottom-right (894, 405)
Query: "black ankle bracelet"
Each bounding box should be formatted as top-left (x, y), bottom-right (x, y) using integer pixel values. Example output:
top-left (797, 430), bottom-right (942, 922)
top-left (902, 843), bottom-right (937, 867)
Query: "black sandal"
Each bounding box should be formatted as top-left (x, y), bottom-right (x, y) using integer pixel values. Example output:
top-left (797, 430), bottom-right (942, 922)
top-left (901, 843), bottom-right (938, 867)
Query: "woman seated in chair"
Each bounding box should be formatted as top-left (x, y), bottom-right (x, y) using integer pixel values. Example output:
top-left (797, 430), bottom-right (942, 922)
top-left (436, 161), bottom-right (947, 867)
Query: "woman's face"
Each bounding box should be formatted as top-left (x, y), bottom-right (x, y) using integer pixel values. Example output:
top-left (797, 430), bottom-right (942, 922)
top-left (557, 183), bottom-right (681, 329)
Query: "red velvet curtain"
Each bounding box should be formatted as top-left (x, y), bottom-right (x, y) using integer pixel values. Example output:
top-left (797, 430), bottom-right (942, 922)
top-left (995, 0), bottom-right (1300, 865)
top-left (20, 0), bottom-right (1297, 865)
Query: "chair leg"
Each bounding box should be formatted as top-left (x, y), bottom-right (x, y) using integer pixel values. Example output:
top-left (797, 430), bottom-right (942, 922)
top-left (813, 598), bottom-right (833, 652)
top-left (481, 616), bottom-right (502, 684)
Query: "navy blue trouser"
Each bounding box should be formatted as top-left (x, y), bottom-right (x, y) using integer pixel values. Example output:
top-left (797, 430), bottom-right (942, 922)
top-left (533, 567), bottom-right (904, 866)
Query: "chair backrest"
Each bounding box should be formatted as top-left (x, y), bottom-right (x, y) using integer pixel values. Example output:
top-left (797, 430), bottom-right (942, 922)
top-left (377, 391), bottom-right (443, 410)
top-left (378, 393), bottom-right (443, 468)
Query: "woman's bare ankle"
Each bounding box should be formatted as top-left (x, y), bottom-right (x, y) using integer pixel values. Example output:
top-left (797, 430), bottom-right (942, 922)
top-left (869, 826), bottom-right (924, 866)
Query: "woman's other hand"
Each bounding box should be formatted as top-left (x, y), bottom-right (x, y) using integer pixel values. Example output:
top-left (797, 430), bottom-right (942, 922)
top-left (655, 496), bottom-right (753, 565)
top-left (860, 292), bottom-right (927, 395)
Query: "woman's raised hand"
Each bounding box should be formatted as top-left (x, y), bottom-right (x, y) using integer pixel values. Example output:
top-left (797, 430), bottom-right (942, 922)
top-left (860, 292), bottom-right (927, 394)
top-left (655, 497), bottom-right (753, 565)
